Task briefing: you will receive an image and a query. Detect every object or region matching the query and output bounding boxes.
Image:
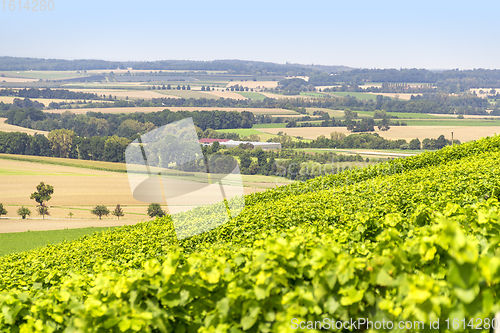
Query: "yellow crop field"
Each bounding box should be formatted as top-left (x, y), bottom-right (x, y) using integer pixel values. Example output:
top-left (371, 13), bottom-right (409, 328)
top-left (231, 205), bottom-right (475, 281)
top-left (0, 77), bottom-right (39, 83)
top-left (0, 157), bottom-right (283, 232)
top-left (225, 81), bottom-right (279, 89)
top-left (65, 88), bottom-right (173, 100)
top-left (0, 97), bottom-right (81, 105)
top-left (365, 92), bottom-right (414, 100)
top-left (259, 125), bottom-right (500, 142)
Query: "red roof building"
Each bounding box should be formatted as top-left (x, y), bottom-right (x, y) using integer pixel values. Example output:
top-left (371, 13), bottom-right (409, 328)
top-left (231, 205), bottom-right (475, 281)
top-left (199, 139), bottom-right (230, 144)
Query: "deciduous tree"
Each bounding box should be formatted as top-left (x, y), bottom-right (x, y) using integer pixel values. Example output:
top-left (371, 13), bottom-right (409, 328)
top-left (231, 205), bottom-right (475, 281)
top-left (112, 204), bottom-right (124, 220)
top-left (91, 205), bottom-right (109, 220)
top-left (0, 203), bottom-right (7, 218)
top-left (37, 204), bottom-right (50, 220)
top-left (17, 206), bottom-right (31, 219)
top-left (30, 182), bottom-right (54, 207)
top-left (48, 129), bottom-right (76, 158)
top-left (147, 203), bottom-right (166, 218)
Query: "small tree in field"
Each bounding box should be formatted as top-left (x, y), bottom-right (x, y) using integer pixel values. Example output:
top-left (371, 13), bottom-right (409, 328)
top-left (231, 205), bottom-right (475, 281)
top-left (30, 182), bottom-right (54, 206)
top-left (68, 212), bottom-right (74, 219)
top-left (112, 204), bottom-right (124, 220)
top-left (30, 182), bottom-right (54, 219)
top-left (91, 205), bottom-right (110, 220)
top-left (17, 206), bottom-right (31, 219)
top-left (37, 204), bottom-right (50, 219)
top-left (147, 203), bottom-right (166, 218)
top-left (0, 203), bottom-right (7, 218)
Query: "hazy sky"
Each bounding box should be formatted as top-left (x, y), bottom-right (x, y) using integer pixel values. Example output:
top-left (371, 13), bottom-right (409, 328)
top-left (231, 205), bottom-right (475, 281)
top-left (1, 0), bottom-right (499, 69)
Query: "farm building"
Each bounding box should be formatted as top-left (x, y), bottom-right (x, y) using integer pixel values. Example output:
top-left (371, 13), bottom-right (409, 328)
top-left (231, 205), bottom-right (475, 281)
top-left (199, 138), bottom-right (281, 150)
top-left (199, 139), bottom-right (230, 146)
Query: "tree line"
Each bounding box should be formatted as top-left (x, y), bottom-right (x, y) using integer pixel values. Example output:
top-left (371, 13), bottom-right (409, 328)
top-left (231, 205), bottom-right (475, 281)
top-left (0, 57), bottom-right (349, 76)
top-left (3, 108), bottom-right (255, 138)
top-left (0, 88), bottom-right (102, 100)
top-left (267, 132), bottom-right (458, 150)
top-left (308, 68), bottom-right (500, 93)
top-left (0, 130), bottom-right (130, 163)
top-left (196, 142), bottom-right (373, 180)
top-left (1, 90), bottom-right (493, 116)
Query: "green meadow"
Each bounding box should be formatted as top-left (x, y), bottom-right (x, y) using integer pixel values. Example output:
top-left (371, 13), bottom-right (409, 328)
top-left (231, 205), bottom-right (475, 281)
top-left (0, 227), bottom-right (117, 256)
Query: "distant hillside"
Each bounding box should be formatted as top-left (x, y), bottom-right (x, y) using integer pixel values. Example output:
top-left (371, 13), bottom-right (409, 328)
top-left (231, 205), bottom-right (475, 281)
top-left (0, 57), bottom-right (351, 75)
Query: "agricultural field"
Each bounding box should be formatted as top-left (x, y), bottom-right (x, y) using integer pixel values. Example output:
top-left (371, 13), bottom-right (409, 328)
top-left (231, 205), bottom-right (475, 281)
top-left (0, 70), bottom-right (88, 80)
top-left (0, 96), bottom-right (82, 105)
top-left (0, 77), bottom-right (39, 83)
top-left (326, 91), bottom-right (380, 100)
top-left (227, 80), bottom-right (278, 89)
top-left (296, 148), bottom-right (419, 158)
top-left (252, 123), bottom-right (288, 129)
top-left (403, 119), bottom-right (500, 126)
top-left (235, 91), bottom-right (267, 100)
top-left (65, 88), bottom-right (173, 100)
top-left (366, 92), bottom-right (415, 100)
top-left (357, 110), bottom-right (450, 119)
top-left (305, 107), bottom-right (346, 117)
top-left (299, 92), bottom-right (326, 98)
top-left (0, 155), bottom-right (290, 233)
top-left (260, 92), bottom-right (311, 99)
top-left (0, 118), bottom-right (48, 135)
top-left (0, 227), bottom-right (118, 256)
top-left (215, 128), bottom-right (277, 141)
top-left (2, 136), bottom-right (500, 330)
top-left (258, 125), bottom-right (500, 142)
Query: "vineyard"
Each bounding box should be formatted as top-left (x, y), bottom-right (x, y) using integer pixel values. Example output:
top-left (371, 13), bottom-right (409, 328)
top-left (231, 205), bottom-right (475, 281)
top-left (2, 136), bottom-right (500, 332)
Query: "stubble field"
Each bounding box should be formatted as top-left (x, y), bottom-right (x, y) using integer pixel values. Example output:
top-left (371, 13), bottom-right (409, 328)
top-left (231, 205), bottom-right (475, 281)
top-left (0, 157), bottom-right (288, 233)
top-left (259, 125), bottom-right (500, 142)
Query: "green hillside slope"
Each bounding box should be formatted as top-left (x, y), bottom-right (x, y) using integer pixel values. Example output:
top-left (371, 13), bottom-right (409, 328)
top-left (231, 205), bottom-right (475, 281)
top-left (2, 136), bottom-right (500, 332)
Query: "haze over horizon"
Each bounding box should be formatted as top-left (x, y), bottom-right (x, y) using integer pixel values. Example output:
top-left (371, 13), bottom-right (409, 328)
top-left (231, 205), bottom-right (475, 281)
top-left (1, 0), bottom-right (499, 70)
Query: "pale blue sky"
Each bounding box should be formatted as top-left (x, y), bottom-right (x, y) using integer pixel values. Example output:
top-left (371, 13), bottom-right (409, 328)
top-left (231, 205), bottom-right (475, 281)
top-left (0, 0), bottom-right (499, 69)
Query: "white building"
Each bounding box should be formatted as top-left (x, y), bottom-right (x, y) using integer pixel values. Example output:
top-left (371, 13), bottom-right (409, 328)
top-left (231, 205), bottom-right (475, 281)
top-left (199, 139), bottom-right (281, 150)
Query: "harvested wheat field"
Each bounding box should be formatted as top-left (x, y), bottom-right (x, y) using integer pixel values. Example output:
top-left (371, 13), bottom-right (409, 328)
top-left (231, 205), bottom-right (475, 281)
top-left (0, 158), bottom-right (275, 232)
top-left (45, 107), bottom-right (169, 114)
top-left (0, 77), bottom-right (39, 83)
top-left (167, 107), bottom-right (298, 114)
top-left (366, 92), bottom-right (414, 100)
top-left (204, 90), bottom-right (248, 100)
top-left (225, 81), bottom-right (279, 89)
top-left (259, 126), bottom-right (500, 142)
top-left (0, 96), bottom-right (81, 105)
top-left (0, 118), bottom-right (48, 135)
top-left (425, 113), bottom-right (500, 119)
top-left (66, 89), bottom-right (174, 100)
